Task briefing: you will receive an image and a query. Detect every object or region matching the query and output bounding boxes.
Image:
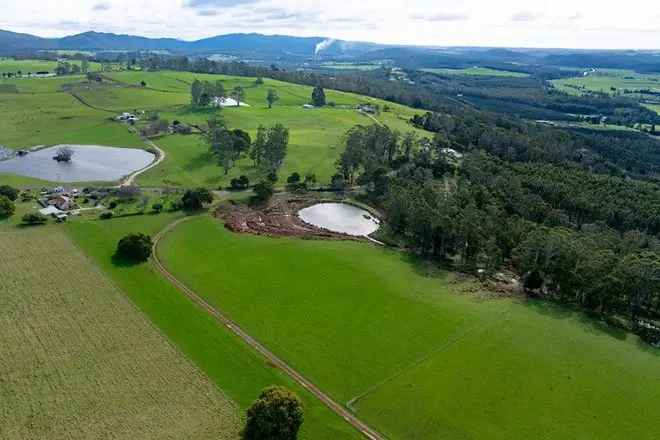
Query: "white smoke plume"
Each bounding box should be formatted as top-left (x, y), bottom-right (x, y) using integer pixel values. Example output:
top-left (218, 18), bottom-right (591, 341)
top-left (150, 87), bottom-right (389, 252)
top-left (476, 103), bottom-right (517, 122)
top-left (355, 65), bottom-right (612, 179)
top-left (315, 38), bottom-right (335, 55)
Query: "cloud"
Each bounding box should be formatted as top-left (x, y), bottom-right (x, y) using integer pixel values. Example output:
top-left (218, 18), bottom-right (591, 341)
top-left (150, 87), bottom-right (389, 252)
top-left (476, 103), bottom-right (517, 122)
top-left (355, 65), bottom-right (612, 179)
top-left (196, 9), bottom-right (220, 16)
top-left (411, 13), bottom-right (469, 22)
top-left (92, 2), bottom-right (111, 11)
top-left (184, 0), bottom-right (258, 9)
top-left (568, 13), bottom-right (582, 21)
top-left (511, 11), bottom-right (540, 22)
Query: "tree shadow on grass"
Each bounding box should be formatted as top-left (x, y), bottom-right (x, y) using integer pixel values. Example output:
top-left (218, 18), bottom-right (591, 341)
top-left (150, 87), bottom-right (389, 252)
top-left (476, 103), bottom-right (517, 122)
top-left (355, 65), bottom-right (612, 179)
top-left (521, 298), bottom-right (628, 341)
top-left (400, 252), bottom-right (452, 281)
top-left (183, 151), bottom-right (215, 172)
top-left (111, 252), bottom-right (146, 268)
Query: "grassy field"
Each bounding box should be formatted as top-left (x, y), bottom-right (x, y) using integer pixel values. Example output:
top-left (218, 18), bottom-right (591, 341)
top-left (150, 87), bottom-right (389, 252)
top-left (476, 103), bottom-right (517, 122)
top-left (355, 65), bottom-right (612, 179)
top-left (552, 69), bottom-right (660, 99)
top-left (421, 67), bottom-right (529, 77)
top-left (643, 103), bottom-right (660, 115)
top-left (64, 213), bottom-right (362, 439)
top-left (1, 67), bottom-right (426, 187)
top-left (0, 227), bottom-right (240, 440)
top-left (319, 62), bottom-right (383, 71)
top-left (0, 58), bottom-right (100, 75)
top-left (158, 215), bottom-right (660, 440)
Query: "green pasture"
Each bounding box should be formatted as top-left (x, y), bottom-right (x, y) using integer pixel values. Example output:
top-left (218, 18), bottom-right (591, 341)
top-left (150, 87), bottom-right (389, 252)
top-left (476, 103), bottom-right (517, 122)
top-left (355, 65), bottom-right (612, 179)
top-left (158, 216), bottom-right (660, 440)
top-left (0, 58), bottom-right (100, 75)
top-left (65, 213), bottom-right (361, 440)
top-left (2, 68), bottom-right (426, 187)
top-left (643, 103), bottom-right (660, 115)
top-left (421, 66), bottom-right (529, 77)
top-left (320, 62), bottom-right (382, 71)
top-left (552, 69), bottom-right (660, 97)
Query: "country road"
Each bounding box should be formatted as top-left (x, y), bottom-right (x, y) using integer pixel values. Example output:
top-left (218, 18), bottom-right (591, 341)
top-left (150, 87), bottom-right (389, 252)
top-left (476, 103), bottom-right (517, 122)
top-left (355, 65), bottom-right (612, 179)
top-left (151, 216), bottom-right (385, 440)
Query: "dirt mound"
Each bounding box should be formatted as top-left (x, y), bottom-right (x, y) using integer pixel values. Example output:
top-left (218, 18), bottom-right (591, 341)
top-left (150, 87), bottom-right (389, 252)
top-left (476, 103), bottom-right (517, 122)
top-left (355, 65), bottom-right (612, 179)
top-left (215, 195), bottom-right (363, 241)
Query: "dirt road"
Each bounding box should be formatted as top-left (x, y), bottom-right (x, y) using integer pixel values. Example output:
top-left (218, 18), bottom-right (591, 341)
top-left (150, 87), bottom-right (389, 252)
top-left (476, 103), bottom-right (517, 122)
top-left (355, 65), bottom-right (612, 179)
top-left (151, 217), bottom-right (385, 440)
top-left (120, 140), bottom-right (165, 187)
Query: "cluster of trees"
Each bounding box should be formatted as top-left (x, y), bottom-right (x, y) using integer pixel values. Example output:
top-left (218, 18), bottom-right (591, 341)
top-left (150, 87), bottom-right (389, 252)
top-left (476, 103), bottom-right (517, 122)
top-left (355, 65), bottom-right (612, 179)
top-left (410, 111), bottom-right (660, 181)
top-left (190, 80), bottom-right (225, 108)
top-left (53, 146), bottom-right (74, 162)
top-left (202, 115), bottom-right (289, 179)
top-left (191, 79), bottom-right (247, 108)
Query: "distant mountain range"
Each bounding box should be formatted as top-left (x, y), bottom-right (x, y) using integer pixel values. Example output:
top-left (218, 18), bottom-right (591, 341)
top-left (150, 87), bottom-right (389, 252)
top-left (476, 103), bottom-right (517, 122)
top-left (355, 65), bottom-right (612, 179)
top-left (4, 28), bottom-right (660, 72)
top-left (0, 29), bottom-right (384, 58)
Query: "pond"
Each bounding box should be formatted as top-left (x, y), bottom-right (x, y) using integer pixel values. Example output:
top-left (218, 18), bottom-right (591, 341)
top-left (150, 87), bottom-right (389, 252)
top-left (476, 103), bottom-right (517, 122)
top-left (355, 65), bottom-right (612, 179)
top-left (298, 202), bottom-right (380, 236)
top-left (0, 145), bottom-right (155, 182)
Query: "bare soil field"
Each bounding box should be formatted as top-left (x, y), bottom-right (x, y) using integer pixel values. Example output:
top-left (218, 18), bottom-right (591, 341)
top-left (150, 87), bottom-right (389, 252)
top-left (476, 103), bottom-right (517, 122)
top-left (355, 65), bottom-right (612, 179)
top-left (0, 228), bottom-right (240, 440)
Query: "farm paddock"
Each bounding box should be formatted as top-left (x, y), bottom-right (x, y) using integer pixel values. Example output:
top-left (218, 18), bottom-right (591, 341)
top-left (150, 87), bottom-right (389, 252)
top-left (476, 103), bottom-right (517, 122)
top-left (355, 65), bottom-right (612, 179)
top-left (0, 228), bottom-right (240, 440)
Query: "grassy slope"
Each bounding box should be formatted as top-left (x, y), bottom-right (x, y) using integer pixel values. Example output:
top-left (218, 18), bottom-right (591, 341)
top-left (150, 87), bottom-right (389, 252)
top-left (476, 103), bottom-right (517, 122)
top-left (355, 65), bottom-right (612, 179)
top-left (64, 213), bottom-right (361, 440)
top-left (101, 71), bottom-right (426, 186)
top-left (421, 67), bottom-right (529, 77)
top-left (0, 227), bottom-right (240, 440)
top-left (159, 216), bottom-right (660, 440)
top-left (2, 68), bottom-right (425, 187)
top-left (0, 77), bottom-right (142, 149)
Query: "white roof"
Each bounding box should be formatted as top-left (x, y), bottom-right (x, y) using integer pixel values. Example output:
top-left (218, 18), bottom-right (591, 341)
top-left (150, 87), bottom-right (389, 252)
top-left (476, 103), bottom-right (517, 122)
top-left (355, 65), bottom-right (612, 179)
top-left (39, 206), bottom-right (63, 216)
top-left (213, 97), bottom-right (250, 107)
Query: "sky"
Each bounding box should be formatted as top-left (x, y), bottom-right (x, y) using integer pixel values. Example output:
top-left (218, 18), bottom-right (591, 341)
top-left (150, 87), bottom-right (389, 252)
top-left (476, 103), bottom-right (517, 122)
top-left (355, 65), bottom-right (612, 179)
top-left (2, 0), bottom-right (660, 50)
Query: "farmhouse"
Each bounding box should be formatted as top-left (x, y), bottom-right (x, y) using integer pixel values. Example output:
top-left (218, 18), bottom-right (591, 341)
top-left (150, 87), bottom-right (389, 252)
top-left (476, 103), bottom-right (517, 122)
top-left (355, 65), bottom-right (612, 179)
top-left (116, 112), bottom-right (139, 123)
top-left (49, 195), bottom-right (74, 211)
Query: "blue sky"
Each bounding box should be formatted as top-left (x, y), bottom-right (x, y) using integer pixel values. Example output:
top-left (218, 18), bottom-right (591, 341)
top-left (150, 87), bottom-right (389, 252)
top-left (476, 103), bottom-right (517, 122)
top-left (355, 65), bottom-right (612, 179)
top-left (2, 0), bottom-right (660, 49)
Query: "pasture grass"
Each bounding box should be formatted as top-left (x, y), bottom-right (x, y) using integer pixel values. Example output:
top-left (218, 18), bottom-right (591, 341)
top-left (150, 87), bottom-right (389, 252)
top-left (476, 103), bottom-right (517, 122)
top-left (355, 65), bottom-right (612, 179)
top-left (421, 67), bottom-right (529, 77)
top-left (2, 69), bottom-right (426, 186)
top-left (65, 213), bottom-right (361, 440)
top-left (0, 227), bottom-right (241, 440)
top-left (159, 215), bottom-right (660, 440)
top-left (552, 69), bottom-right (660, 97)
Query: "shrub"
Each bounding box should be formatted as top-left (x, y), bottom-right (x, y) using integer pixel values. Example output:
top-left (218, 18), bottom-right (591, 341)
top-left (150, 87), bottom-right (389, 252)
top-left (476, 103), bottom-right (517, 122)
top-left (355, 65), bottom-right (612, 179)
top-left (286, 172), bottom-right (301, 185)
top-left (0, 185), bottom-right (19, 201)
top-left (182, 187), bottom-right (213, 210)
top-left (152, 203), bottom-right (163, 213)
top-left (99, 211), bottom-right (114, 220)
top-left (21, 212), bottom-right (48, 225)
top-left (253, 180), bottom-right (274, 202)
top-left (230, 175), bottom-right (250, 190)
top-left (243, 386), bottom-right (304, 440)
top-left (0, 195), bottom-right (15, 218)
top-left (108, 201), bottom-right (118, 209)
top-left (116, 233), bottom-right (152, 262)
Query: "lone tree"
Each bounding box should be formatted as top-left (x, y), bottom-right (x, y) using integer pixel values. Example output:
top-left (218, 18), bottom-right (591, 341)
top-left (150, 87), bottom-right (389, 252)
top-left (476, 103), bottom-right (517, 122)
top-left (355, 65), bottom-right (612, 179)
top-left (116, 233), bottom-right (153, 262)
top-left (0, 195), bottom-right (15, 218)
top-left (243, 386), bottom-right (304, 440)
top-left (53, 146), bottom-right (74, 162)
top-left (266, 89), bottom-right (279, 109)
top-left (181, 187), bottom-right (213, 210)
top-left (232, 86), bottom-right (246, 107)
top-left (311, 86), bottom-right (326, 107)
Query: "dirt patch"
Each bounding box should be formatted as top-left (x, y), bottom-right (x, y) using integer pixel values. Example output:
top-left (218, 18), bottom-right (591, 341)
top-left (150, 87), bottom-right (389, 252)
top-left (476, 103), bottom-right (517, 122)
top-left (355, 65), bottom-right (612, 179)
top-left (215, 193), bottom-right (367, 241)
